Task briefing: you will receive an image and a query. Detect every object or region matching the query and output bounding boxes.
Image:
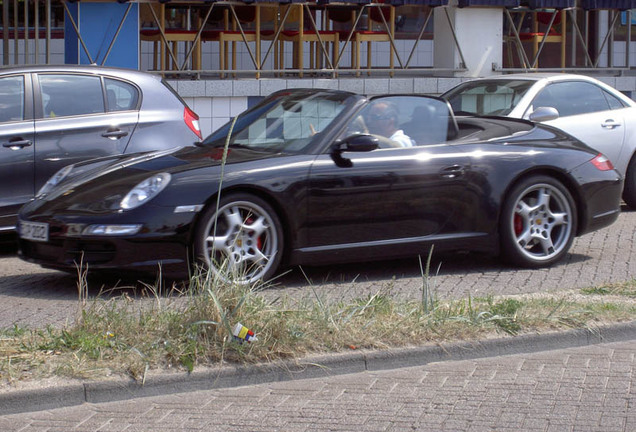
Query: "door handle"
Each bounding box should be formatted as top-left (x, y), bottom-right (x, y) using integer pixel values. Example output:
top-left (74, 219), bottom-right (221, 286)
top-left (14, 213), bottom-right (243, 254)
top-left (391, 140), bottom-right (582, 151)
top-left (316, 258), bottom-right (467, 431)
top-left (601, 120), bottom-right (621, 129)
top-left (101, 129), bottom-right (129, 139)
top-left (2, 138), bottom-right (32, 149)
top-left (440, 164), bottom-right (465, 179)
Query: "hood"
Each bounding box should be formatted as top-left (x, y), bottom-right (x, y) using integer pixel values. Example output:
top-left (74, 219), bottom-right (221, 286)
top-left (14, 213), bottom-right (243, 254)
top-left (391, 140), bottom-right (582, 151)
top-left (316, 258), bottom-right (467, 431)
top-left (26, 145), bottom-right (286, 215)
top-left (50, 145), bottom-right (282, 196)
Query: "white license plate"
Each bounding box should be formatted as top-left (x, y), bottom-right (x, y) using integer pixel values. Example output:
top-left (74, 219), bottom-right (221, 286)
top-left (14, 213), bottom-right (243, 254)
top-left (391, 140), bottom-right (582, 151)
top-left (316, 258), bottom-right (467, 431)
top-left (20, 221), bottom-right (49, 242)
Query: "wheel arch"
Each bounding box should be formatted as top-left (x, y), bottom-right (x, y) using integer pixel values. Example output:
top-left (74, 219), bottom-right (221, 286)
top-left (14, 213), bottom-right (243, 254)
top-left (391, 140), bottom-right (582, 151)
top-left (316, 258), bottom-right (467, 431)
top-left (498, 168), bottom-right (585, 236)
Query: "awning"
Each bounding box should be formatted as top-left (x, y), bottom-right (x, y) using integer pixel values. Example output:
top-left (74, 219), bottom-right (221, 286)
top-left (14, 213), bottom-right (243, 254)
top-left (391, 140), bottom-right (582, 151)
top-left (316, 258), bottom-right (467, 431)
top-left (389, 0), bottom-right (450, 6)
top-left (523, 0), bottom-right (576, 9)
top-left (458, 0), bottom-right (520, 7)
top-left (580, 0), bottom-right (636, 10)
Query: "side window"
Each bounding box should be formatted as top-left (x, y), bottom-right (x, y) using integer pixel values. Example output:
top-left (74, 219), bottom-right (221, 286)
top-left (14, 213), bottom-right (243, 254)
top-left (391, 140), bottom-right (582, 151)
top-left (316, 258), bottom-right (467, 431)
top-left (341, 96), bottom-right (453, 147)
top-left (531, 82), bottom-right (610, 117)
top-left (39, 74), bottom-right (105, 118)
top-left (0, 76), bottom-right (25, 123)
top-left (529, 86), bottom-right (558, 113)
top-left (105, 78), bottom-right (139, 112)
top-left (603, 89), bottom-right (626, 110)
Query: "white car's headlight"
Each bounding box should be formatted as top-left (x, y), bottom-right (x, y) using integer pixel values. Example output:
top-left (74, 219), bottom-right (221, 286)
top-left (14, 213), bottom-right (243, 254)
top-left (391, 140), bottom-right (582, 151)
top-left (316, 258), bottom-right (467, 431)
top-left (37, 165), bottom-right (74, 198)
top-left (120, 173), bottom-right (171, 210)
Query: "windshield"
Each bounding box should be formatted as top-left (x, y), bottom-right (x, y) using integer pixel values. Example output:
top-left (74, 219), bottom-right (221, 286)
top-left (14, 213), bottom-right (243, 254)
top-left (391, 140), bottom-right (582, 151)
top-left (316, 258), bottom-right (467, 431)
top-left (443, 80), bottom-right (534, 116)
top-left (201, 90), bottom-right (355, 153)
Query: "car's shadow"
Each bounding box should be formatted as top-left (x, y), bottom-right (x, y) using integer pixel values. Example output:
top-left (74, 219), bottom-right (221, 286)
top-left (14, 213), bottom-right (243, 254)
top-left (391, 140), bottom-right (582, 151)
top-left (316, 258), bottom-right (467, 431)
top-left (0, 239), bottom-right (18, 256)
top-left (0, 246), bottom-right (595, 301)
top-left (0, 272), bottom-right (159, 299)
top-left (268, 250), bottom-right (593, 290)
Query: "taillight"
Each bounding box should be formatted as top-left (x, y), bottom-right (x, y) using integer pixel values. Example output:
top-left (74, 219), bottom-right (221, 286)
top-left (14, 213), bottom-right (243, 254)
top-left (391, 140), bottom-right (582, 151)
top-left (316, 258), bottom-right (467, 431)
top-left (590, 153), bottom-right (614, 171)
top-left (184, 106), bottom-right (202, 140)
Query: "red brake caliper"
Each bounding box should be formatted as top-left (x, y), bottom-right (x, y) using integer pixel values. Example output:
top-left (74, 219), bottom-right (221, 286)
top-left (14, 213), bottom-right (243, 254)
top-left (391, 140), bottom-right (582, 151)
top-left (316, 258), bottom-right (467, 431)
top-left (514, 213), bottom-right (523, 236)
top-left (246, 216), bottom-right (262, 250)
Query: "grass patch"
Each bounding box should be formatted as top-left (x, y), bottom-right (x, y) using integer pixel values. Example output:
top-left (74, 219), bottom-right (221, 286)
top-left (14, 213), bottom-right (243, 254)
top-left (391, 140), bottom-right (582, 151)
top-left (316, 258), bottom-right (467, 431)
top-left (1, 268), bottom-right (635, 387)
top-left (581, 280), bottom-right (636, 298)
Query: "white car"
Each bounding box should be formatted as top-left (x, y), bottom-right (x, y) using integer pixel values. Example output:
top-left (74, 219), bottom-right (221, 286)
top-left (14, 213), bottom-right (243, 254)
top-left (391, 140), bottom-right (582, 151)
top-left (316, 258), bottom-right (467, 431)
top-left (442, 73), bottom-right (636, 207)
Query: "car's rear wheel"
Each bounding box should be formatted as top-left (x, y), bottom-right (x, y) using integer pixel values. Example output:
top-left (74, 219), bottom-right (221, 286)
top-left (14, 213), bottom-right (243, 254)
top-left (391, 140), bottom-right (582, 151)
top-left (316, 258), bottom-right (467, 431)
top-left (193, 193), bottom-right (283, 284)
top-left (622, 157), bottom-right (636, 209)
top-left (500, 176), bottom-right (576, 268)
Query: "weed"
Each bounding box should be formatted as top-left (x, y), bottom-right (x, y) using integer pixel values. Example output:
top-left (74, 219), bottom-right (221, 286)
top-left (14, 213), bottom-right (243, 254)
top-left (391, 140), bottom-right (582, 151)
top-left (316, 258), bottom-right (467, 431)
top-left (1, 266), bottom-right (634, 385)
top-left (418, 246), bottom-right (439, 314)
top-left (581, 281), bottom-right (636, 298)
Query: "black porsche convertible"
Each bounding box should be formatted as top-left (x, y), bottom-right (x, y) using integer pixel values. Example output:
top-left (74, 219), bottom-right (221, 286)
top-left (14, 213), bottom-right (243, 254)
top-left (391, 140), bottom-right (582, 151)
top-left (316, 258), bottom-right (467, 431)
top-left (17, 89), bottom-right (623, 283)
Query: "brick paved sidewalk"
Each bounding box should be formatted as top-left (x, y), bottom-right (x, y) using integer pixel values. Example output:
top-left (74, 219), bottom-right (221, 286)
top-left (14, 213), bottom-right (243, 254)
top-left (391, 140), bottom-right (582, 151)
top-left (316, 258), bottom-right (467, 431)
top-left (1, 338), bottom-right (634, 431)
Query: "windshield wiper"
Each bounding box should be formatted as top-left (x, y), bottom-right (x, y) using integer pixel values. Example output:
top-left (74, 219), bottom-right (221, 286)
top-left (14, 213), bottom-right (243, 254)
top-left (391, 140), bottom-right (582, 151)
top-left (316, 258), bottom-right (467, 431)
top-left (203, 142), bottom-right (254, 150)
top-left (227, 143), bottom-right (254, 150)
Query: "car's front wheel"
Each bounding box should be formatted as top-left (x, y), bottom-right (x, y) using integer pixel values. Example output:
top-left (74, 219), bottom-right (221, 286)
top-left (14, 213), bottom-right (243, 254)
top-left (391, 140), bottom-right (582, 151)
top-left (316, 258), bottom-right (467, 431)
top-left (500, 176), bottom-right (576, 268)
top-left (193, 193), bottom-right (283, 284)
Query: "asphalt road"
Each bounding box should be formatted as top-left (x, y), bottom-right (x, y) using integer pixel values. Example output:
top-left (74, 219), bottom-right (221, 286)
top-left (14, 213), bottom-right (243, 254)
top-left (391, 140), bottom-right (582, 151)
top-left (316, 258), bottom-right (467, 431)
top-left (1, 206), bottom-right (635, 329)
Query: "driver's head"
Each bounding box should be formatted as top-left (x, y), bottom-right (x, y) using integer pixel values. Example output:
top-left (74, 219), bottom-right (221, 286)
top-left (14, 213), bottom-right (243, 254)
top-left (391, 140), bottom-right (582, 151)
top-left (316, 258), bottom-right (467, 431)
top-left (366, 101), bottom-right (399, 137)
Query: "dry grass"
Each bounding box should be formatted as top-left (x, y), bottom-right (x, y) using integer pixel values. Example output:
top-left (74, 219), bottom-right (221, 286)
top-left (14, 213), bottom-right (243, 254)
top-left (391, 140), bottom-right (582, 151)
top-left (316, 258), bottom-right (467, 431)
top-left (1, 268), bottom-right (635, 389)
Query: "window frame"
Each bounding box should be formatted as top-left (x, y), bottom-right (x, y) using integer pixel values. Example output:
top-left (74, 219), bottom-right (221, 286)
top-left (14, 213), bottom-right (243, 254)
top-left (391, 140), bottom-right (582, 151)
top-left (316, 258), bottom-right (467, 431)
top-left (0, 74), bottom-right (28, 124)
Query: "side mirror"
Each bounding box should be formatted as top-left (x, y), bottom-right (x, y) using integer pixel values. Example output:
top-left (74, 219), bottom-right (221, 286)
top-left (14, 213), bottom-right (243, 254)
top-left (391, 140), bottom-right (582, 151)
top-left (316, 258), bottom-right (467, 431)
top-left (528, 106), bottom-right (559, 122)
top-left (333, 134), bottom-right (380, 153)
top-left (330, 134), bottom-right (379, 168)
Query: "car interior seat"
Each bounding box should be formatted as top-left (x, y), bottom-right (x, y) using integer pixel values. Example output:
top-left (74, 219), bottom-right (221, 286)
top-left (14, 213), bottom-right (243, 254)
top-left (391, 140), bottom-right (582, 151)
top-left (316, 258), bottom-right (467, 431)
top-left (107, 89), bottom-right (119, 111)
top-left (402, 103), bottom-right (458, 145)
top-left (402, 105), bottom-right (437, 145)
top-left (44, 97), bottom-right (66, 118)
top-left (0, 94), bottom-right (22, 122)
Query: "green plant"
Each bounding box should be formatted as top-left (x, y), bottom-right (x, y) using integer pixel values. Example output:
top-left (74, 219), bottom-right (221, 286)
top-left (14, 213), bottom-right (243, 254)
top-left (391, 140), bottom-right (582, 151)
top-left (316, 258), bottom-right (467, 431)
top-left (1, 272), bottom-right (634, 386)
top-left (418, 245), bottom-right (439, 314)
top-left (581, 281), bottom-right (636, 298)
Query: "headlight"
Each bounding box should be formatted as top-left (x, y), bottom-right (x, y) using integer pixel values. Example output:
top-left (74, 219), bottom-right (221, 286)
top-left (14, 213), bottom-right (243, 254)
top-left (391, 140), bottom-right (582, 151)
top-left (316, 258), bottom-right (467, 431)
top-left (120, 173), bottom-right (171, 210)
top-left (36, 165), bottom-right (74, 198)
top-left (83, 224), bottom-right (142, 236)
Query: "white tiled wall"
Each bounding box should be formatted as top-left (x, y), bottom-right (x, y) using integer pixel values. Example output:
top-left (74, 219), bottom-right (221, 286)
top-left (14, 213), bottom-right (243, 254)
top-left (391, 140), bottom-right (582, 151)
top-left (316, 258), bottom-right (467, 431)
top-left (611, 41), bottom-right (636, 68)
top-left (182, 95), bottom-right (248, 138)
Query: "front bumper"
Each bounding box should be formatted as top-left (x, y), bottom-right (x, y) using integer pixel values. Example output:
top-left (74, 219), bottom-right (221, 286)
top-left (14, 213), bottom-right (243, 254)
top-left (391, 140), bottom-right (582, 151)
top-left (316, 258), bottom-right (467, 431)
top-left (17, 206), bottom-right (197, 279)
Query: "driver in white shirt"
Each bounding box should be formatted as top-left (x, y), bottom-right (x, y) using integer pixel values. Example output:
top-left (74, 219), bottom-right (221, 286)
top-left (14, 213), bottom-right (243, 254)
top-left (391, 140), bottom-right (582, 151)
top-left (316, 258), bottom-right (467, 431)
top-left (366, 101), bottom-right (414, 147)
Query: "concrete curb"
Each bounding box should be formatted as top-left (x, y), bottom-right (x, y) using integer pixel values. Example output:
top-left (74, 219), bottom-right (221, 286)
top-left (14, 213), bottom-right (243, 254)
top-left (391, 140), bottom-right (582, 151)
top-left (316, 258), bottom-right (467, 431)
top-left (2, 321), bottom-right (635, 415)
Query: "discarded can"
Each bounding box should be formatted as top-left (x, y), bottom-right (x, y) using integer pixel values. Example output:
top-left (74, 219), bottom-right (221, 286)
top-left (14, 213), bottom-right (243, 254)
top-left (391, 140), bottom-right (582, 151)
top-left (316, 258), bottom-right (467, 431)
top-left (233, 322), bottom-right (258, 343)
